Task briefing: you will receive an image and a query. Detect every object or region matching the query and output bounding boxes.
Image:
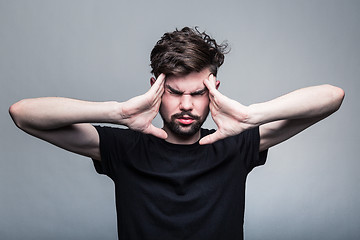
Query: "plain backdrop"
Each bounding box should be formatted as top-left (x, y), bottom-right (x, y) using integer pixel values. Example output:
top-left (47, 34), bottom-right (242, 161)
top-left (1, 0), bottom-right (359, 239)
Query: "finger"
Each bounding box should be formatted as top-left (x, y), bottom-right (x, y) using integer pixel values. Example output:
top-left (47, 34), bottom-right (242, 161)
top-left (204, 74), bottom-right (217, 92)
top-left (204, 75), bottom-right (222, 101)
top-left (155, 73), bottom-right (165, 89)
top-left (199, 131), bottom-right (223, 145)
top-left (204, 77), bottom-right (222, 110)
top-left (146, 124), bottom-right (168, 140)
top-left (149, 73), bottom-right (165, 95)
top-left (157, 76), bottom-right (165, 97)
top-left (147, 75), bottom-right (165, 109)
top-left (209, 74), bottom-right (217, 87)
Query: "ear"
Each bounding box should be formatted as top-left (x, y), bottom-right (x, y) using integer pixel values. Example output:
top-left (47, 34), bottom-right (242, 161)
top-left (215, 80), bottom-right (220, 90)
top-left (150, 77), bottom-right (156, 86)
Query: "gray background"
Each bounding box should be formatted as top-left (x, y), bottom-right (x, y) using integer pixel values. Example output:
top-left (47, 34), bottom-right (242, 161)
top-left (1, 0), bottom-right (359, 239)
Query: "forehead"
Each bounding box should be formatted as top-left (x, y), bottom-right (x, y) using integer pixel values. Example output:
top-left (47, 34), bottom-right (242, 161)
top-left (165, 69), bottom-right (211, 91)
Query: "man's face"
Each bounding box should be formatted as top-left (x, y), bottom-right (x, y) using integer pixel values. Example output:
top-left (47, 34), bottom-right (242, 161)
top-left (158, 68), bottom-right (215, 142)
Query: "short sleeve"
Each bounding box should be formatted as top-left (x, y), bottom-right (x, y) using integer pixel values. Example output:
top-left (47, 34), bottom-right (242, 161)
top-left (91, 126), bottom-right (116, 179)
top-left (243, 127), bottom-right (268, 172)
top-left (91, 126), bottom-right (139, 180)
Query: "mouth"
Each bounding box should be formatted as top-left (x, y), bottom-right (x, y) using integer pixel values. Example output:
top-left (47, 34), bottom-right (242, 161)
top-left (171, 111), bottom-right (200, 126)
top-left (177, 116), bottom-right (195, 125)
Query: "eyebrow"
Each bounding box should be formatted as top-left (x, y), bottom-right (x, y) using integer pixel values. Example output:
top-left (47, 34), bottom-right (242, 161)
top-left (166, 85), bottom-right (207, 95)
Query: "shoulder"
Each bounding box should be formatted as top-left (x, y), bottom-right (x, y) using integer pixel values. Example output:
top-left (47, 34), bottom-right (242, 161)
top-left (201, 127), bottom-right (260, 143)
top-left (200, 128), bottom-right (216, 137)
top-left (94, 125), bottom-right (136, 135)
top-left (94, 125), bottom-right (143, 146)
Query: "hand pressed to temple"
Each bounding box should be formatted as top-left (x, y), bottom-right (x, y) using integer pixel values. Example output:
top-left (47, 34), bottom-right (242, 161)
top-left (200, 75), bottom-right (257, 145)
top-left (119, 73), bottom-right (168, 140)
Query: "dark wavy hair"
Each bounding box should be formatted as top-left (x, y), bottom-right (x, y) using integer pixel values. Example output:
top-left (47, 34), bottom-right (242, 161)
top-left (150, 27), bottom-right (229, 78)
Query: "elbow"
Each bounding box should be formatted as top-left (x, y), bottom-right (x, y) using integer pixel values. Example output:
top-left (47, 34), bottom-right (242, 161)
top-left (331, 85), bottom-right (345, 111)
top-left (324, 84), bottom-right (345, 113)
top-left (9, 100), bottom-right (27, 130)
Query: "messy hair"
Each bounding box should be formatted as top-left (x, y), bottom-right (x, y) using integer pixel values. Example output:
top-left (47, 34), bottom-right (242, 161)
top-left (150, 27), bottom-right (229, 78)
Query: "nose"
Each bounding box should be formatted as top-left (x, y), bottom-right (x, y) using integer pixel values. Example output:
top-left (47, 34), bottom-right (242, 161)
top-left (179, 94), bottom-right (193, 111)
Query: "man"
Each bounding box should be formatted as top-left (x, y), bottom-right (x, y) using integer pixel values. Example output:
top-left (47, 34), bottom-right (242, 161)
top-left (9, 27), bottom-right (344, 239)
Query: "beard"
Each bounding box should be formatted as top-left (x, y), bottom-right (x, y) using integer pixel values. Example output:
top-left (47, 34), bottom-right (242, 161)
top-left (160, 110), bottom-right (209, 138)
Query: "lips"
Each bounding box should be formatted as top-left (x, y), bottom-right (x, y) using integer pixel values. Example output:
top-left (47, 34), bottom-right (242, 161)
top-left (177, 117), bottom-right (195, 125)
top-left (172, 112), bottom-right (200, 125)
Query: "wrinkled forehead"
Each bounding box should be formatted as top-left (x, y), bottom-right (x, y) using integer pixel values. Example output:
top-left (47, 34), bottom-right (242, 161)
top-left (165, 69), bottom-right (211, 92)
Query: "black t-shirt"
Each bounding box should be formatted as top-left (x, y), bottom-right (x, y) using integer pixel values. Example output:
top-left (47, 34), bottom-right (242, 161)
top-left (93, 126), bottom-right (267, 240)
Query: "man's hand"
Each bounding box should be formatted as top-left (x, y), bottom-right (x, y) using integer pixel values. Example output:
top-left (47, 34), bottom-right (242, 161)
top-left (119, 73), bottom-right (168, 139)
top-left (199, 74), bottom-right (345, 149)
top-left (199, 75), bottom-right (257, 145)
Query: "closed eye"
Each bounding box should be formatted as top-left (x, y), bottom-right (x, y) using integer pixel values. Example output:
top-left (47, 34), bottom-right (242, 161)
top-left (168, 89), bottom-right (183, 95)
top-left (190, 89), bottom-right (207, 96)
top-left (166, 85), bottom-right (207, 96)
top-left (166, 85), bottom-right (183, 95)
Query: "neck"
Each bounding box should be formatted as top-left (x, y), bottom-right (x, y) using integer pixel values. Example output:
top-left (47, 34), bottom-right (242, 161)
top-left (163, 127), bottom-right (201, 145)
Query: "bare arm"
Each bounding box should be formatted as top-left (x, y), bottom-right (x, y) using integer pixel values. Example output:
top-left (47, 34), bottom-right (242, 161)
top-left (249, 84), bottom-right (345, 151)
top-left (200, 75), bottom-right (345, 149)
top-left (9, 98), bottom-right (118, 160)
top-left (9, 74), bottom-right (167, 161)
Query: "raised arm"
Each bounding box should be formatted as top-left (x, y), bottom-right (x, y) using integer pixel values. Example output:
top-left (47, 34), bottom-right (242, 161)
top-left (9, 98), bottom-right (116, 160)
top-left (249, 84), bottom-right (345, 151)
top-left (200, 75), bottom-right (345, 149)
top-left (9, 74), bottom-right (167, 160)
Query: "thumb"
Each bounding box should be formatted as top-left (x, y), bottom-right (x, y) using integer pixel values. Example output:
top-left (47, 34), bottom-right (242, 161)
top-left (146, 124), bottom-right (168, 140)
top-left (204, 74), bottom-right (217, 92)
top-left (199, 131), bottom-right (223, 145)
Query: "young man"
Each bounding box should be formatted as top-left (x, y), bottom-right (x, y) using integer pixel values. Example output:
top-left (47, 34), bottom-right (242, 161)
top-left (9, 27), bottom-right (344, 239)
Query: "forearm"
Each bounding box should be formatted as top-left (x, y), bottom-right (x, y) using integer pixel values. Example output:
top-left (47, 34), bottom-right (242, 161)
top-left (9, 97), bottom-right (122, 130)
top-left (248, 84), bottom-right (345, 126)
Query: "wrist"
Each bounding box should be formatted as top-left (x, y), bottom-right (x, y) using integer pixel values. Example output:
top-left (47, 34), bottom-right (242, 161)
top-left (247, 103), bottom-right (265, 126)
top-left (108, 101), bottom-right (126, 125)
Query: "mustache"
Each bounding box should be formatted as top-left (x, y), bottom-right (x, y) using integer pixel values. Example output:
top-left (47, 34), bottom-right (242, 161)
top-left (171, 111), bottom-right (201, 120)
